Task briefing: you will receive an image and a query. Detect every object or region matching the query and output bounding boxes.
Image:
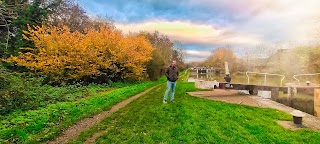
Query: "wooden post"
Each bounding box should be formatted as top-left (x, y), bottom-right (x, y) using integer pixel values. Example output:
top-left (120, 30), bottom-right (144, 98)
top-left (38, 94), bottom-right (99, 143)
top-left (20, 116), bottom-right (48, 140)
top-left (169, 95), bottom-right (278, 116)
top-left (314, 89), bottom-right (320, 118)
top-left (271, 88), bottom-right (279, 101)
top-left (195, 79), bottom-right (199, 88)
top-left (287, 87), bottom-right (291, 97)
top-left (252, 86), bottom-right (259, 95)
top-left (287, 86), bottom-right (297, 98)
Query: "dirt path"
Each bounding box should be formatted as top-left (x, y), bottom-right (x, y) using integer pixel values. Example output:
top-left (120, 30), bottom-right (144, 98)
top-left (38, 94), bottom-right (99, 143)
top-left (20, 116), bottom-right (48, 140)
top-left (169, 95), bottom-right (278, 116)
top-left (47, 85), bottom-right (160, 144)
top-left (188, 89), bottom-right (320, 131)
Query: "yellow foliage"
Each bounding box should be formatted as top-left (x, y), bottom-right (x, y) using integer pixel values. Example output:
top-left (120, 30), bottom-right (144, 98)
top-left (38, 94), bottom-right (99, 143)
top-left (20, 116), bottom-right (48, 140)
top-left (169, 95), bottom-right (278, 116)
top-left (9, 24), bottom-right (154, 81)
top-left (204, 48), bottom-right (238, 72)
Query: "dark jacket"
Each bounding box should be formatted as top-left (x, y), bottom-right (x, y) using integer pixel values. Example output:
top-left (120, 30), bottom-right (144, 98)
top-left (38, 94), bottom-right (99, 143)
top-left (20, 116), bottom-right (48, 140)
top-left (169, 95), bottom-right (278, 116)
top-left (165, 66), bottom-right (179, 82)
top-left (224, 75), bottom-right (231, 83)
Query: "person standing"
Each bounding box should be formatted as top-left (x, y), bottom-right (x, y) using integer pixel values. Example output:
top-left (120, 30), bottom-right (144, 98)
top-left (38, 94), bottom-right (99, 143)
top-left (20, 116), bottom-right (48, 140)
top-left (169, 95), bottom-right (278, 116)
top-left (163, 60), bottom-right (179, 104)
top-left (224, 73), bottom-right (231, 88)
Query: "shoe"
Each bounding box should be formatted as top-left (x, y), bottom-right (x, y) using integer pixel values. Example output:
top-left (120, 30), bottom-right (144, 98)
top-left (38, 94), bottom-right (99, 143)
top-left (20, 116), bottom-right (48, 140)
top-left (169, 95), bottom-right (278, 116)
top-left (171, 100), bottom-right (175, 103)
top-left (163, 100), bottom-right (167, 104)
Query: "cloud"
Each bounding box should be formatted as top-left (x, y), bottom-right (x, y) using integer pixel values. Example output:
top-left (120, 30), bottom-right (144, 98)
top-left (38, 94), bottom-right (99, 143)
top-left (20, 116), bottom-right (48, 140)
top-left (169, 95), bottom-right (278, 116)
top-left (78, 0), bottom-right (320, 45)
top-left (185, 56), bottom-right (208, 63)
top-left (116, 20), bottom-right (262, 46)
top-left (77, 0), bottom-right (320, 62)
top-left (77, 0), bottom-right (234, 26)
top-left (200, 0), bottom-right (320, 43)
top-left (184, 50), bottom-right (213, 62)
top-left (186, 50), bottom-right (212, 57)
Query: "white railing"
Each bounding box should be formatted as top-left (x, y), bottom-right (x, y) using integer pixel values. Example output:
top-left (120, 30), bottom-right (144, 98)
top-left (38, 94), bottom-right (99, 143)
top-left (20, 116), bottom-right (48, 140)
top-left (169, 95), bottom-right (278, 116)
top-left (246, 71), bottom-right (285, 86)
top-left (293, 73), bottom-right (320, 85)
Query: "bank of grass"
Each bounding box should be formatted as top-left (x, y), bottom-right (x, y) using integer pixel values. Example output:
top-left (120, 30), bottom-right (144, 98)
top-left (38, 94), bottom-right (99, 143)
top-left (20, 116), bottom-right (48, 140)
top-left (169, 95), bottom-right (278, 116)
top-left (0, 64), bottom-right (144, 115)
top-left (69, 82), bottom-right (320, 143)
top-left (0, 77), bottom-right (166, 143)
top-left (178, 69), bottom-right (190, 82)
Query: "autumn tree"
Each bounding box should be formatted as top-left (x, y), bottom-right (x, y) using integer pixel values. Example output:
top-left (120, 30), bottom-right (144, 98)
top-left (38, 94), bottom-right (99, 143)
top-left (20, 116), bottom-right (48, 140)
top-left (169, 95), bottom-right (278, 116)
top-left (0, 0), bottom-right (89, 58)
top-left (142, 31), bottom-right (185, 80)
top-left (307, 46), bottom-right (320, 73)
top-left (172, 42), bottom-right (186, 69)
top-left (142, 31), bottom-right (172, 80)
top-left (8, 24), bottom-right (154, 83)
top-left (307, 26), bottom-right (320, 73)
top-left (47, 0), bottom-right (91, 32)
top-left (203, 47), bottom-right (238, 73)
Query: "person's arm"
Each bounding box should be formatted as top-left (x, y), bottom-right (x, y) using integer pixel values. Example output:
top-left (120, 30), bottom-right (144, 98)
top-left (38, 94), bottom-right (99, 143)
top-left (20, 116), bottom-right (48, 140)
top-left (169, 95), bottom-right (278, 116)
top-left (165, 68), bottom-right (169, 77)
top-left (177, 69), bottom-right (179, 77)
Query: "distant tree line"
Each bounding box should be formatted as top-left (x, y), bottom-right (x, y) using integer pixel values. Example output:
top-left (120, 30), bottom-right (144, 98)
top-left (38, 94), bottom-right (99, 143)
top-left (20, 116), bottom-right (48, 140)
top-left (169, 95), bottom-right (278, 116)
top-left (190, 44), bottom-right (320, 78)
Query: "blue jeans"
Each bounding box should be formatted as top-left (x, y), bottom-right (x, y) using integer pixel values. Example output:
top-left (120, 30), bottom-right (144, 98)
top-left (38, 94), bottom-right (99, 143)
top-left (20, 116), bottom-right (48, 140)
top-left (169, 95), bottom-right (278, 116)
top-left (163, 81), bottom-right (176, 101)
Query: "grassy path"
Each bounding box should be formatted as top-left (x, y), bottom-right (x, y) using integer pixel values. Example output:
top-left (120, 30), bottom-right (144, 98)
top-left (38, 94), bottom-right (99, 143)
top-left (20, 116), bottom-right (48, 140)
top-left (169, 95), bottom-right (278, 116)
top-left (0, 81), bottom-right (163, 143)
top-left (48, 85), bottom-right (160, 143)
top-left (69, 82), bottom-right (320, 143)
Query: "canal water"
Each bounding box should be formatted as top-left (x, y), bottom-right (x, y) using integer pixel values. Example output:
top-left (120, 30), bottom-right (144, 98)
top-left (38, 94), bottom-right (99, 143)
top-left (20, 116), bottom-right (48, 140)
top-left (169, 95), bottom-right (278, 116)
top-left (187, 72), bottom-right (249, 84)
top-left (187, 72), bottom-right (316, 116)
top-left (188, 72), bottom-right (225, 82)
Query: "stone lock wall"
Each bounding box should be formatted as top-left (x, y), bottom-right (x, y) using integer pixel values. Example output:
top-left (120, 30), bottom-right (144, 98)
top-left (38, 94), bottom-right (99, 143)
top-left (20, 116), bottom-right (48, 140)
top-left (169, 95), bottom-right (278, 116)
top-left (314, 89), bottom-right (320, 118)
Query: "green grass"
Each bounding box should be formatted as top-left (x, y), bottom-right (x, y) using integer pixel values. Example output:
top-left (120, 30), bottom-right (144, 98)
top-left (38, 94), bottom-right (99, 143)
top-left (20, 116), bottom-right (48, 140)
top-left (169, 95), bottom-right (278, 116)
top-left (0, 65), bottom-right (144, 115)
top-left (69, 82), bottom-right (320, 144)
top-left (178, 69), bottom-right (191, 82)
top-left (0, 79), bottom-right (165, 143)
